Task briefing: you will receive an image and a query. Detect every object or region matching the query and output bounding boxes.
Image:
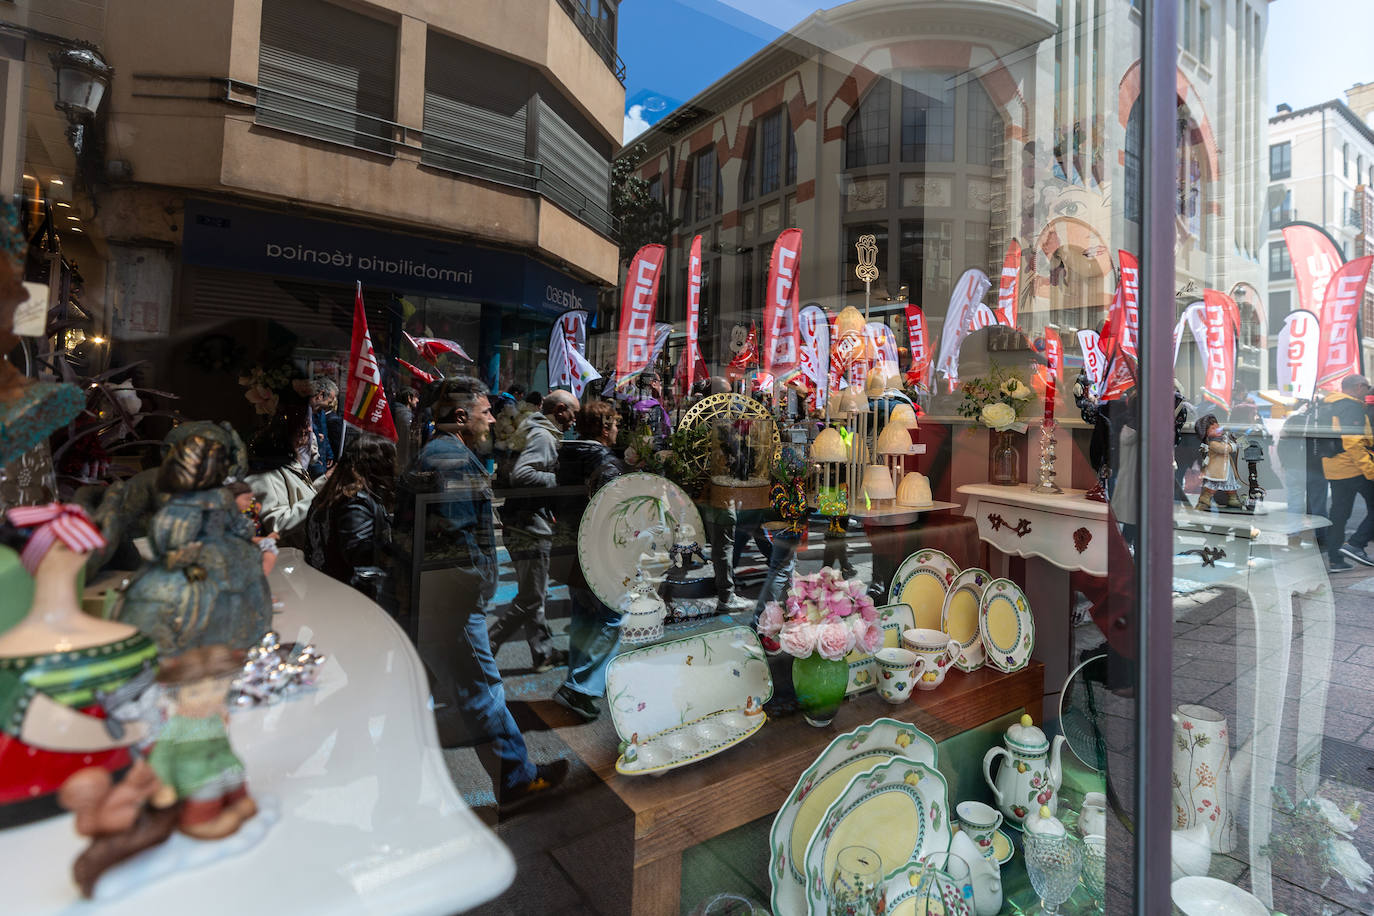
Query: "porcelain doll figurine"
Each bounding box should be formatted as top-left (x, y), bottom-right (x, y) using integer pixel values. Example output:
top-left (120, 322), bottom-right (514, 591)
top-left (146, 645), bottom-right (257, 840)
top-left (114, 433), bottom-right (272, 652)
top-left (1194, 415), bottom-right (1245, 511)
top-left (0, 504), bottom-right (159, 827)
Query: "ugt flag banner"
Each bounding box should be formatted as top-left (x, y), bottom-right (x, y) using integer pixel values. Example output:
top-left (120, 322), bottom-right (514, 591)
top-left (1283, 223), bottom-right (1345, 315)
top-left (798, 304), bottom-right (830, 410)
top-left (548, 309), bottom-right (600, 398)
top-left (345, 282), bottom-right (397, 441)
top-left (1277, 309), bottom-right (1320, 400)
top-left (764, 228), bottom-right (803, 383)
top-left (936, 268), bottom-right (992, 388)
top-left (1077, 330), bottom-right (1105, 391)
top-left (1316, 255), bottom-right (1373, 390)
top-left (616, 244), bottom-right (666, 386)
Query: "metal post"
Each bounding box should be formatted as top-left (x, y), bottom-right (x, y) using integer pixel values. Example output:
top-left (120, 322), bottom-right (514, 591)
top-left (1138, 0), bottom-right (1178, 911)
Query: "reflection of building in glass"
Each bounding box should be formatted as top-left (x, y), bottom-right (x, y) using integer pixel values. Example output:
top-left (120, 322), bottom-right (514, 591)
top-left (621, 0), bottom-right (1268, 397)
top-left (1266, 87), bottom-right (1374, 384)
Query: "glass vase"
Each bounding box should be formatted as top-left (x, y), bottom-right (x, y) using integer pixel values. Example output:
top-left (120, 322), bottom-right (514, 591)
top-left (791, 652), bottom-right (849, 727)
top-left (991, 429), bottom-right (1020, 486)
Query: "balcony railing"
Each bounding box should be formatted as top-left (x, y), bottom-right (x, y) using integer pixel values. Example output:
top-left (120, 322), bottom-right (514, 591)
top-left (554, 0), bottom-right (626, 84)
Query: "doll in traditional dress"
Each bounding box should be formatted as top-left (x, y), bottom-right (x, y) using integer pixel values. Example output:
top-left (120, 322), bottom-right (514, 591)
top-left (146, 645), bottom-right (257, 840)
top-left (1194, 414), bottom-right (1245, 511)
top-left (0, 504), bottom-right (158, 827)
top-left (114, 434), bottom-right (272, 652)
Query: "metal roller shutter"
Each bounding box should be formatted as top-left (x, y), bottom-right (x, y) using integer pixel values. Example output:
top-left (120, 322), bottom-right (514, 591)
top-left (535, 96), bottom-right (611, 226)
top-left (257, 0), bottom-right (397, 155)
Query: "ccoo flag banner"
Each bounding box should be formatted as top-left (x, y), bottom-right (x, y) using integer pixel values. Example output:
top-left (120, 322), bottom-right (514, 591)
top-left (1277, 309), bottom-right (1320, 401)
top-left (904, 303), bottom-right (931, 387)
top-left (1316, 255), bottom-right (1373, 389)
top-left (936, 268), bottom-right (993, 388)
top-left (345, 281), bottom-right (397, 442)
top-left (1200, 289), bottom-right (1239, 409)
top-left (763, 228), bottom-right (804, 383)
top-left (684, 234), bottom-right (704, 393)
top-left (616, 244), bottom-right (667, 386)
top-left (997, 240), bottom-right (1021, 327)
top-left (1283, 223), bottom-right (1345, 315)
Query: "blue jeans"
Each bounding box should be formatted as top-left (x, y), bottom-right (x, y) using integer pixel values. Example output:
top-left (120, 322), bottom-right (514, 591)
top-left (753, 536), bottom-right (798, 626)
top-left (564, 586), bottom-right (622, 697)
top-left (418, 567), bottom-right (534, 791)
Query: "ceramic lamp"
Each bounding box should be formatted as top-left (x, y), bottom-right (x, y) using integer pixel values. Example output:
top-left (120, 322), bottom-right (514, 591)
top-left (839, 387), bottom-right (865, 414)
top-left (861, 464), bottom-right (895, 502)
top-left (888, 403), bottom-right (919, 429)
top-left (897, 472), bottom-right (933, 507)
top-left (835, 306), bottom-right (866, 335)
top-left (877, 422), bottom-right (911, 455)
top-left (864, 367), bottom-right (887, 397)
top-left (812, 427), bottom-right (848, 462)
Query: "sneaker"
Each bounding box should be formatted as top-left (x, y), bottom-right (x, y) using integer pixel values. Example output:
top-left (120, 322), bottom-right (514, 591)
top-left (715, 594), bottom-right (754, 615)
top-left (553, 684), bottom-right (601, 721)
top-left (1339, 543), bottom-right (1374, 568)
top-left (760, 635), bottom-right (782, 656)
top-left (841, 566), bottom-right (858, 579)
top-left (532, 648), bottom-right (569, 673)
top-left (1329, 556), bottom-right (1354, 572)
top-left (500, 759), bottom-right (569, 814)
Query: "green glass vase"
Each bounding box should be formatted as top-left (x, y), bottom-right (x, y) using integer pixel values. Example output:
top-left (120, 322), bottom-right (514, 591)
top-left (792, 652), bottom-right (849, 727)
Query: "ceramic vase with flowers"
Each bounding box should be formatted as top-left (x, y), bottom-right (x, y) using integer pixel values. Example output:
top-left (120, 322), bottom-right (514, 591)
top-left (759, 568), bottom-right (883, 726)
top-left (956, 371), bottom-right (1033, 486)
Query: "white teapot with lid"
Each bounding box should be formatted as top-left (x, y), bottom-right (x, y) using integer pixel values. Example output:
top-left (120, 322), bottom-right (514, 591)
top-left (619, 568), bottom-right (667, 645)
top-left (982, 714), bottom-right (1067, 829)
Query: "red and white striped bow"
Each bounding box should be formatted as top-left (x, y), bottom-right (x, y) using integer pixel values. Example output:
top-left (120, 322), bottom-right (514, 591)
top-left (6, 503), bottom-right (107, 573)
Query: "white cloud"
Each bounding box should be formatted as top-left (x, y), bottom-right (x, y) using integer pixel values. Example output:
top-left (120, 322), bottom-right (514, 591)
top-left (624, 104), bottom-right (652, 143)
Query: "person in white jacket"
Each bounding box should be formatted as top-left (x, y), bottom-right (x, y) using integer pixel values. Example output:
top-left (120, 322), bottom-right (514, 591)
top-left (245, 397), bottom-right (327, 549)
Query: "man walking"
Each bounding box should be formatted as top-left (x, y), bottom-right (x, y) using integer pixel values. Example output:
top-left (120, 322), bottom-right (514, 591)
top-left (489, 390), bottom-right (578, 672)
top-left (1318, 374), bottom-right (1374, 570)
top-left (407, 377), bottom-right (567, 809)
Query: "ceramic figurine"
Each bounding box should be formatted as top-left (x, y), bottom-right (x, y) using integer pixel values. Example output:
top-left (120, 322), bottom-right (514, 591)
top-left (146, 645), bottom-right (257, 840)
top-left (982, 714), bottom-right (1067, 828)
top-left (620, 733), bottom-right (640, 764)
top-left (58, 761), bottom-right (179, 898)
top-left (619, 568), bottom-right (668, 646)
top-left (114, 433), bottom-right (272, 652)
top-left (1193, 415), bottom-right (1245, 511)
top-left (0, 504), bottom-right (159, 827)
top-left (744, 695), bottom-right (764, 717)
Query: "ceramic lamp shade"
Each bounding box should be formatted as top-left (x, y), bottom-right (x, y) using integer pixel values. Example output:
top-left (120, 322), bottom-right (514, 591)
top-left (877, 422), bottom-right (912, 455)
top-left (888, 403), bottom-right (919, 429)
top-left (861, 464), bottom-right (896, 501)
top-left (812, 427), bottom-right (848, 462)
top-left (864, 367), bottom-right (887, 397)
top-left (897, 471), bottom-right (933, 507)
top-left (839, 388), bottom-right (865, 414)
top-left (835, 306), bottom-right (866, 335)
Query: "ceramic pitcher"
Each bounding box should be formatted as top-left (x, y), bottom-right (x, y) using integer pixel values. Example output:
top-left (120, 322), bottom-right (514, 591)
top-left (982, 714), bottom-right (1066, 828)
top-left (1171, 704), bottom-right (1234, 853)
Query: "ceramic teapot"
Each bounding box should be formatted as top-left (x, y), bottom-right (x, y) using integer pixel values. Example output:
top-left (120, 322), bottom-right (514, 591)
top-left (982, 714), bottom-right (1066, 828)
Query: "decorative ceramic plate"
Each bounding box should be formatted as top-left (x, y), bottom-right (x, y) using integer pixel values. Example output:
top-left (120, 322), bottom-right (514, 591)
top-left (605, 626), bottom-right (772, 743)
top-left (987, 828), bottom-right (1014, 864)
top-left (1170, 877), bottom-right (1270, 916)
top-left (578, 472), bottom-right (705, 611)
top-left (614, 707), bottom-right (767, 776)
top-left (880, 862), bottom-right (974, 916)
top-left (845, 603), bottom-right (916, 695)
top-left (941, 569), bottom-right (990, 672)
top-left (768, 719), bottom-right (938, 916)
top-left (801, 758), bottom-right (952, 915)
top-left (1059, 654), bottom-right (1109, 771)
top-left (979, 578), bottom-right (1034, 673)
top-left (889, 549), bottom-right (960, 631)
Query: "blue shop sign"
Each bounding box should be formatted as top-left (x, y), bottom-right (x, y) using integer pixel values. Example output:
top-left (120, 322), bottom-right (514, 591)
top-left (182, 199), bottom-right (596, 314)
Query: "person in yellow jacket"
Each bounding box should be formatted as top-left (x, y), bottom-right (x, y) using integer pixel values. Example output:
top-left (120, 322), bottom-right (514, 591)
top-left (1319, 375), bottom-right (1374, 570)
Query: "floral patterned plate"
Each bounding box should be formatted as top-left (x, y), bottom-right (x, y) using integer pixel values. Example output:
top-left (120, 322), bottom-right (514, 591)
top-left (615, 707), bottom-right (767, 776)
top-left (605, 626), bottom-right (772, 743)
top-left (577, 471), bottom-right (704, 611)
top-left (889, 549), bottom-right (960, 631)
top-left (801, 758), bottom-right (952, 916)
top-left (845, 603), bottom-right (916, 695)
top-left (767, 718), bottom-right (937, 916)
top-left (941, 569), bottom-right (990, 672)
top-left (979, 578), bottom-right (1034, 673)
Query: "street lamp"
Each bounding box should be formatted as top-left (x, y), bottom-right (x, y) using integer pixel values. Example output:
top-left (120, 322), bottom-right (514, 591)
top-left (49, 46), bottom-right (112, 157)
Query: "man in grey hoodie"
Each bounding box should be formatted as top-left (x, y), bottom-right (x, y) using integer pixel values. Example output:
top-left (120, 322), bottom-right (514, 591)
top-left (489, 389), bottom-right (579, 670)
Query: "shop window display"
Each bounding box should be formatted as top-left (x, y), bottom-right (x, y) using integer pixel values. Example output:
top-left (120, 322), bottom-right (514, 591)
top-left (2, 0), bottom-right (1372, 914)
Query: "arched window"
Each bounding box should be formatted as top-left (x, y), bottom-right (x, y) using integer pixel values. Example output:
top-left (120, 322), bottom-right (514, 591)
top-left (1124, 101), bottom-right (1143, 223)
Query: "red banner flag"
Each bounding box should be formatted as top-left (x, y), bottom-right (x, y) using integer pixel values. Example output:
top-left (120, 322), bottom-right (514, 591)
top-left (1043, 326), bottom-right (1062, 427)
top-left (685, 235), bottom-right (703, 393)
top-left (1106, 250), bottom-right (1140, 360)
top-left (997, 240), bottom-right (1021, 326)
top-left (616, 244), bottom-right (667, 386)
top-left (1283, 223), bottom-right (1344, 315)
top-left (727, 323), bottom-right (758, 381)
top-left (764, 228), bottom-right (803, 383)
top-left (1201, 289), bottom-right (1239, 409)
top-left (904, 303), bottom-right (930, 387)
top-left (1316, 255), bottom-right (1373, 390)
top-left (345, 282), bottom-right (398, 442)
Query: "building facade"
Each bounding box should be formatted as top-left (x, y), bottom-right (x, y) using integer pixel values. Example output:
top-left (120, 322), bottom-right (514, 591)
top-left (3, 0), bottom-right (622, 425)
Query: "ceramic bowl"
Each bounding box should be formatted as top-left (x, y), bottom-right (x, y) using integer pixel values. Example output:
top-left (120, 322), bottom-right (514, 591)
top-left (1170, 877), bottom-right (1269, 916)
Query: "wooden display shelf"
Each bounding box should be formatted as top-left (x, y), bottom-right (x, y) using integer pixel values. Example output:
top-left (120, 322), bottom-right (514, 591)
top-left (549, 661), bottom-right (1044, 916)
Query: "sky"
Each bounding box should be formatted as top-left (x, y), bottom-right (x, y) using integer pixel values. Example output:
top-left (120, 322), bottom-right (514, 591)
top-left (619, 0), bottom-right (1372, 145)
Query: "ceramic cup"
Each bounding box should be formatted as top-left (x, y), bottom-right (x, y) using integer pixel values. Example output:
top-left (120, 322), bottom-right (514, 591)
top-left (874, 647), bottom-right (925, 704)
top-left (955, 800), bottom-right (1005, 857)
top-left (901, 628), bottom-right (963, 690)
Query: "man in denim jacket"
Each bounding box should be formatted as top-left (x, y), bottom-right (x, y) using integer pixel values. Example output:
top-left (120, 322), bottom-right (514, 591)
top-left (407, 377), bottom-right (567, 810)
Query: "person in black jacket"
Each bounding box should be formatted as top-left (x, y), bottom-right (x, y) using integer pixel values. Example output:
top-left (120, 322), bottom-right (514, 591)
top-left (305, 433), bottom-right (398, 612)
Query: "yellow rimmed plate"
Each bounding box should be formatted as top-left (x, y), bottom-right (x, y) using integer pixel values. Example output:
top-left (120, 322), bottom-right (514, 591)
top-left (979, 578), bottom-right (1034, 673)
top-left (845, 602), bottom-right (916, 695)
top-left (889, 549), bottom-right (960, 631)
top-left (941, 568), bottom-right (990, 672)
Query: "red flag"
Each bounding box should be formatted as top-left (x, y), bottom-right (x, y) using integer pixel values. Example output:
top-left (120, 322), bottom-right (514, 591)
top-left (407, 334), bottom-right (471, 364)
top-left (1043, 326), bottom-right (1062, 426)
top-left (685, 235), bottom-right (703, 393)
top-left (616, 244), bottom-right (667, 386)
top-left (1283, 224), bottom-right (1344, 315)
top-left (1201, 289), bottom-right (1238, 408)
top-left (397, 357), bottom-right (435, 385)
top-left (904, 303), bottom-right (930, 387)
top-left (1105, 250), bottom-right (1140, 360)
top-left (764, 228), bottom-right (803, 383)
top-left (997, 240), bottom-right (1021, 326)
top-left (727, 323), bottom-right (758, 381)
top-left (345, 282), bottom-right (398, 441)
top-left (1316, 255), bottom-right (1373, 389)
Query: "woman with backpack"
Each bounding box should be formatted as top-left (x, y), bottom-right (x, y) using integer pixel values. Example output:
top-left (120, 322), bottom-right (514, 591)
top-left (305, 433), bottom-right (399, 612)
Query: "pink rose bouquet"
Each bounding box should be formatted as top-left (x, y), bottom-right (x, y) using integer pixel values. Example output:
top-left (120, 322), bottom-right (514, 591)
top-left (758, 569), bottom-right (880, 660)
